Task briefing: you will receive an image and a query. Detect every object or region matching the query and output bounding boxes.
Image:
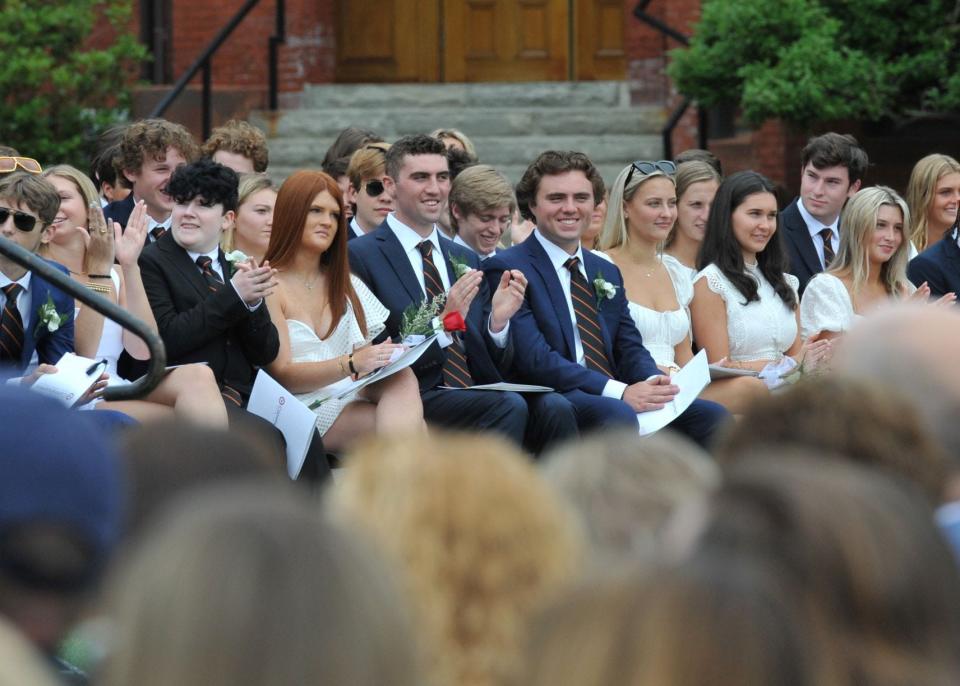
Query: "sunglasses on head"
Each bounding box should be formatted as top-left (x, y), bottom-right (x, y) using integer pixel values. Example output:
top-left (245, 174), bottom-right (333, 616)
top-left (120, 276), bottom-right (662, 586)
top-left (0, 157), bottom-right (42, 175)
top-left (0, 207), bottom-right (38, 232)
top-left (625, 159), bottom-right (677, 187)
top-left (363, 180), bottom-right (385, 197)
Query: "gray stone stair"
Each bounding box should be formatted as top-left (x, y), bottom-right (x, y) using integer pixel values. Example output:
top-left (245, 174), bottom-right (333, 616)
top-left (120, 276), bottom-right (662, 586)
top-left (252, 81), bottom-right (665, 186)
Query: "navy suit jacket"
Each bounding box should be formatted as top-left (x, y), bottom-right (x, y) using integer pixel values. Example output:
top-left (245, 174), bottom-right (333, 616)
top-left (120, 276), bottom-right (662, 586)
top-left (908, 230), bottom-right (960, 299)
top-left (782, 198), bottom-right (832, 297)
top-left (13, 261), bottom-right (75, 371)
top-left (348, 222), bottom-right (509, 391)
top-left (103, 194), bottom-right (135, 230)
top-left (484, 235), bottom-right (659, 395)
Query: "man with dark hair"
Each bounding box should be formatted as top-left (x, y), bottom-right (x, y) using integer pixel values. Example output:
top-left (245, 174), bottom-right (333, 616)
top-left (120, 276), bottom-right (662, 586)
top-left (104, 118), bottom-right (199, 237)
top-left (782, 132), bottom-right (868, 295)
top-left (201, 119), bottom-right (270, 174)
top-left (486, 151), bottom-right (728, 446)
top-left (90, 125), bottom-right (131, 207)
top-left (674, 148), bottom-right (722, 176)
top-left (350, 134), bottom-right (576, 452)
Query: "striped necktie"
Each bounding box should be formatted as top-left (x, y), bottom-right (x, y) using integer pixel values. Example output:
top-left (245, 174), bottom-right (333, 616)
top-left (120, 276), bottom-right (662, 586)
top-left (0, 283), bottom-right (24, 363)
top-left (196, 255), bottom-right (224, 293)
top-left (564, 256), bottom-right (614, 377)
top-left (819, 228), bottom-right (835, 267)
top-left (418, 240), bottom-right (474, 388)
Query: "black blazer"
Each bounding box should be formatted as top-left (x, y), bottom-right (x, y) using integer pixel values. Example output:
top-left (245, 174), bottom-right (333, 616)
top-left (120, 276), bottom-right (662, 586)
top-left (133, 231), bottom-right (279, 401)
top-left (782, 198), bottom-right (829, 297)
top-left (908, 230), bottom-right (960, 299)
top-left (103, 194), bottom-right (135, 230)
top-left (348, 222), bottom-right (511, 392)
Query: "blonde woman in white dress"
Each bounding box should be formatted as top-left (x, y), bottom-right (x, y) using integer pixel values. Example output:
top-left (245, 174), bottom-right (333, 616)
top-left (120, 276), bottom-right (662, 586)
top-left (263, 170), bottom-right (424, 452)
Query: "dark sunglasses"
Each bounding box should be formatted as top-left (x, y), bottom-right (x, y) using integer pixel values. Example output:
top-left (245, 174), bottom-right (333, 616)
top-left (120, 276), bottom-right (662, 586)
top-left (0, 207), bottom-right (38, 232)
top-left (625, 159), bottom-right (677, 187)
top-left (363, 180), bottom-right (385, 197)
top-left (0, 156), bottom-right (42, 175)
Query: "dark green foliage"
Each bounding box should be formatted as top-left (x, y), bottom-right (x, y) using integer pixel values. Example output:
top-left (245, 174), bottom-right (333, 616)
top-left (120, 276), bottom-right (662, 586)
top-left (0, 0), bottom-right (148, 167)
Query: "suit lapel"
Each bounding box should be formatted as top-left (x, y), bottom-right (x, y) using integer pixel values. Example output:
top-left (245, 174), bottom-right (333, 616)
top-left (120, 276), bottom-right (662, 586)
top-left (525, 237), bottom-right (577, 358)
top-left (21, 275), bottom-right (46, 368)
top-left (160, 233), bottom-right (209, 299)
top-left (784, 201), bottom-right (822, 276)
top-left (376, 227), bottom-right (425, 303)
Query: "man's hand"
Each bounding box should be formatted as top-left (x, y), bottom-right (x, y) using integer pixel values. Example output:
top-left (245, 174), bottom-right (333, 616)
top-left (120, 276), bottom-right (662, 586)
top-left (622, 375), bottom-right (678, 413)
top-left (490, 269), bottom-right (527, 333)
top-left (231, 259), bottom-right (277, 306)
top-left (440, 268), bottom-right (482, 319)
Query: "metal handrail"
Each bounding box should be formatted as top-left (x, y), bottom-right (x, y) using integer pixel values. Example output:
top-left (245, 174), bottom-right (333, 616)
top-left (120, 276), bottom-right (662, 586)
top-left (149, 0), bottom-right (285, 138)
top-left (632, 0), bottom-right (708, 158)
top-left (0, 236), bottom-right (166, 401)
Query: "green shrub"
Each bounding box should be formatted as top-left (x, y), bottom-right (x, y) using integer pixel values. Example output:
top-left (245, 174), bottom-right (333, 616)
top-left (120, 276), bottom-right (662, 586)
top-left (669, 0), bottom-right (960, 127)
top-left (0, 0), bottom-right (148, 168)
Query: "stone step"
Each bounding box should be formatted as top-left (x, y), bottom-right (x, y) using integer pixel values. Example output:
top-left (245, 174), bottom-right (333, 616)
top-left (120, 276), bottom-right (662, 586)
top-left (299, 81), bottom-right (631, 109)
top-left (251, 106), bottom-right (664, 139)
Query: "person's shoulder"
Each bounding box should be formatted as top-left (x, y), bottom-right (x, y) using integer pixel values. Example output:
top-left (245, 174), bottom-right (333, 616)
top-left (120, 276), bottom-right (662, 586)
top-left (486, 242), bottom-right (527, 269)
top-left (783, 271), bottom-right (801, 294)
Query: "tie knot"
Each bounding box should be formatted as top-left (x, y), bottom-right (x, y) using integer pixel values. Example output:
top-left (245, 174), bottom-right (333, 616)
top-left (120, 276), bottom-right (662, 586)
top-left (150, 225), bottom-right (167, 240)
top-left (2, 283), bottom-right (22, 299)
top-left (564, 256), bottom-right (581, 273)
top-left (196, 256), bottom-right (213, 270)
top-left (819, 228), bottom-right (833, 241)
top-left (417, 241), bottom-right (434, 258)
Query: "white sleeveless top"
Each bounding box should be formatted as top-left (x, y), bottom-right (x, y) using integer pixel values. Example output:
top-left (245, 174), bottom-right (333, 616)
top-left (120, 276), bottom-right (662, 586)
top-left (694, 263), bottom-right (799, 362)
top-left (288, 275), bottom-right (389, 434)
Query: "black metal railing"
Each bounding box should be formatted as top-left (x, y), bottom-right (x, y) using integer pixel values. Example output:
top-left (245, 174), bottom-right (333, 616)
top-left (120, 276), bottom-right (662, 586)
top-left (0, 236), bottom-right (166, 401)
top-left (149, 0), bottom-right (286, 139)
top-left (632, 0), bottom-right (708, 158)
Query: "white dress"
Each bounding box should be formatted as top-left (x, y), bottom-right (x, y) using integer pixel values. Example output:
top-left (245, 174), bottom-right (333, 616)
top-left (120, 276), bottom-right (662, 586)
top-left (799, 273), bottom-right (859, 339)
top-left (694, 263), bottom-right (799, 362)
top-left (596, 252), bottom-right (691, 367)
top-left (661, 253), bottom-right (698, 292)
top-left (74, 269), bottom-right (125, 384)
top-left (288, 275), bottom-right (390, 434)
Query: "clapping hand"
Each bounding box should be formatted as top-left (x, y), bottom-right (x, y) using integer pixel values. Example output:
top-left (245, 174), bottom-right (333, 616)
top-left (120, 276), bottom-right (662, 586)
top-left (441, 268), bottom-right (482, 320)
top-left (84, 203), bottom-right (115, 274)
top-left (231, 258), bottom-right (278, 305)
top-left (490, 269), bottom-right (527, 333)
top-left (114, 200), bottom-right (149, 267)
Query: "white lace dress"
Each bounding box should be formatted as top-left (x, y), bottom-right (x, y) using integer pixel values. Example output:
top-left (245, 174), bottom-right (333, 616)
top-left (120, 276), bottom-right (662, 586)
top-left (288, 276), bottom-right (390, 435)
top-left (596, 252), bottom-right (691, 367)
top-left (694, 263), bottom-right (799, 362)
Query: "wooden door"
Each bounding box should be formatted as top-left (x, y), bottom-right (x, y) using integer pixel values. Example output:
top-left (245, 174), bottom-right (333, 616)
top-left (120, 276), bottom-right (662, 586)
top-left (575, 0), bottom-right (626, 80)
top-left (335, 0), bottom-right (440, 82)
top-left (443, 0), bottom-right (571, 82)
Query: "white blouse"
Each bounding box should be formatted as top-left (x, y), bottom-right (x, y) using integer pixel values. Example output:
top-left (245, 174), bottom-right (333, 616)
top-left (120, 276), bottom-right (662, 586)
top-left (799, 273), bottom-right (859, 339)
top-left (694, 263), bottom-right (799, 362)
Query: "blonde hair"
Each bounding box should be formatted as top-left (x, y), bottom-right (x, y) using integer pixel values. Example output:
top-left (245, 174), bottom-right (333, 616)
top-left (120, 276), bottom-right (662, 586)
top-left (448, 164), bottom-right (516, 233)
top-left (41, 165), bottom-right (102, 272)
top-left (328, 432), bottom-right (581, 686)
top-left (346, 141), bottom-right (390, 191)
top-left (906, 154), bottom-right (960, 251)
top-left (220, 173), bottom-right (275, 253)
top-left (831, 185), bottom-right (912, 298)
top-left (430, 128), bottom-right (477, 158)
top-left (598, 163), bottom-right (675, 251)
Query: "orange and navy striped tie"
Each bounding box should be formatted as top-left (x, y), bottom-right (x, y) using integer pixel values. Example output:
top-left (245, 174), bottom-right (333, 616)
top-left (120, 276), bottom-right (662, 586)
top-left (418, 240), bottom-right (474, 388)
top-left (0, 283), bottom-right (24, 363)
top-left (564, 256), bottom-right (614, 377)
top-left (196, 255), bottom-right (224, 293)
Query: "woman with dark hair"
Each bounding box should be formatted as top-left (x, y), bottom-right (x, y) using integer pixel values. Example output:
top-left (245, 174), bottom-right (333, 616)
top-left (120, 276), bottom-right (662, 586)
top-left (691, 171), bottom-right (829, 380)
top-left (263, 170), bottom-right (423, 451)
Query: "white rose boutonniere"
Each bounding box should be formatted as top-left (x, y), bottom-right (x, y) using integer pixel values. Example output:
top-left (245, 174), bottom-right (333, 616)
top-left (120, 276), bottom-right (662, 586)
top-left (35, 293), bottom-right (71, 336)
top-left (224, 250), bottom-right (250, 275)
top-left (592, 276), bottom-right (617, 308)
top-left (448, 254), bottom-right (472, 280)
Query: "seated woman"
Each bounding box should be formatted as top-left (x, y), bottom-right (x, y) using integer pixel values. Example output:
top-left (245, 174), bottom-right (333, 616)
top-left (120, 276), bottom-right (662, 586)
top-left (663, 160), bottom-right (721, 285)
top-left (906, 153), bottom-right (960, 256)
top-left (262, 170), bottom-right (424, 452)
top-left (801, 186), bottom-right (952, 340)
top-left (690, 171), bottom-right (829, 387)
top-left (220, 173), bottom-right (276, 264)
top-left (40, 165), bottom-right (227, 426)
top-left (597, 161), bottom-right (765, 413)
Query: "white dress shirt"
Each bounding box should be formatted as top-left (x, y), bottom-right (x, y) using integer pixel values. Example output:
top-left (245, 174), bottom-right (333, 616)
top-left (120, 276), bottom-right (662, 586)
top-left (533, 230), bottom-right (626, 399)
top-left (349, 217), bottom-right (366, 239)
top-left (798, 200), bottom-right (839, 268)
top-left (186, 247), bottom-right (262, 311)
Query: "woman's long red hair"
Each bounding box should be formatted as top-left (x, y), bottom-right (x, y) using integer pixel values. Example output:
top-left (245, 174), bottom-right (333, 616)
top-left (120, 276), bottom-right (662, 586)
top-left (263, 170), bottom-right (366, 339)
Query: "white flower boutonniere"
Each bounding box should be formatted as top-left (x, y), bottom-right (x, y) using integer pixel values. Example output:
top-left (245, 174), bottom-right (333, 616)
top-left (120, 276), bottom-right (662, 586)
top-left (35, 293), bottom-right (71, 336)
top-left (224, 250), bottom-right (250, 275)
top-left (448, 254), bottom-right (472, 280)
top-left (592, 276), bottom-right (617, 307)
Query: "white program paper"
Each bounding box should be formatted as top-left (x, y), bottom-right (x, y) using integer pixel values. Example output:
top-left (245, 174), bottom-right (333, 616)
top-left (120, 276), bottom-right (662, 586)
top-left (440, 382), bottom-right (554, 392)
top-left (29, 353), bottom-right (107, 407)
top-left (247, 370), bottom-right (319, 479)
top-left (636, 349), bottom-right (711, 436)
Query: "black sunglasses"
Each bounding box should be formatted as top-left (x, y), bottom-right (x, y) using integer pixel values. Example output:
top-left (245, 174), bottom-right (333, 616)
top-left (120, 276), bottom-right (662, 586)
top-left (363, 180), bottom-right (385, 197)
top-left (625, 159), bottom-right (677, 187)
top-left (0, 207), bottom-right (38, 232)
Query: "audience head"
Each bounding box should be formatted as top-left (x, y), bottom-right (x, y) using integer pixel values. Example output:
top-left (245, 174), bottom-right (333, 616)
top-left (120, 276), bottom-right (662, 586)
top-left (542, 430), bottom-right (719, 566)
top-left (832, 185), bottom-right (912, 295)
top-left (906, 153), bottom-right (960, 251)
top-left (798, 132), bottom-right (867, 226)
top-left (599, 159), bottom-right (677, 251)
top-left (221, 173), bottom-right (275, 259)
top-left (431, 127), bottom-right (477, 158)
top-left (516, 150), bottom-right (605, 253)
top-left (0, 173), bottom-right (60, 278)
top-left (674, 147), bottom-right (723, 175)
top-left (201, 120), bottom-right (269, 174)
top-left (328, 432), bottom-right (581, 686)
top-left (667, 160), bottom-right (721, 250)
top-left (698, 454), bottom-right (960, 683)
top-left (582, 191), bottom-right (608, 250)
top-left (445, 145), bottom-right (478, 180)
top-left (0, 386), bottom-right (123, 655)
top-left (346, 141), bottom-right (392, 233)
top-left (699, 170), bottom-right (797, 309)
top-left (116, 119), bottom-right (199, 220)
top-left (384, 134), bottom-right (451, 233)
top-left (41, 165), bottom-right (99, 236)
top-left (100, 481), bottom-right (419, 686)
top-left (90, 125), bottom-right (130, 204)
top-left (166, 158), bottom-right (239, 255)
top-left (321, 127), bottom-right (382, 200)
top-left (448, 164), bottom-right (515, 257)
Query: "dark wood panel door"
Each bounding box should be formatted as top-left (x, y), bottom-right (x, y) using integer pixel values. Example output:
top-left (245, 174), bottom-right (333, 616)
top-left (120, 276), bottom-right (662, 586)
top-left (575, 0), bottom-right (626, 80)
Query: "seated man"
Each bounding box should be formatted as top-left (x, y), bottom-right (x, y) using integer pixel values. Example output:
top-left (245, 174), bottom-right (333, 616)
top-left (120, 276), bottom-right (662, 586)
top-left (201, 119), bottom-right (270, 175)
top-left (345, 141), bottom-right (393, 239)
top-left (485, 150), bottom-right (728, 447)
top-left (349, 134), bottom-right (575, 453)
top-left (908, 226), bottom-right (960, 299)
top-left (448, 164), bottom-right (513, 261)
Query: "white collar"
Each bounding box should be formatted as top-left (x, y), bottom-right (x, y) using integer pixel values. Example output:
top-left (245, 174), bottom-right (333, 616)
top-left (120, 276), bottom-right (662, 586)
top-left (186, 246), bottom-right (221, 263)
top-left (798, 199), bottom-right (839, 238)
top-left (349, 217), bottom-right (365, 237)
top-left (387, 213), bottom-right (442, 255)
top-left (0, 270), bottom-right (31, 291)
top-left (534, 229), bottom-right (584, 273)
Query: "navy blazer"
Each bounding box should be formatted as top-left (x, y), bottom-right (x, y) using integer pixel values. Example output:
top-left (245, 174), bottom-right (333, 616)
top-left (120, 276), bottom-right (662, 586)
top-left (484, 235), bottom-right (659, 395)
top-left (908, 230), bottom-right (960, 299)
top-left (782, 198), bottom-right (832, 297)
top-left (103, 194), bottom-right (135, 230)
top-left (348, 222), bottom-right (509, 391)
top-left (12, 261), bottom-right (75, 371)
